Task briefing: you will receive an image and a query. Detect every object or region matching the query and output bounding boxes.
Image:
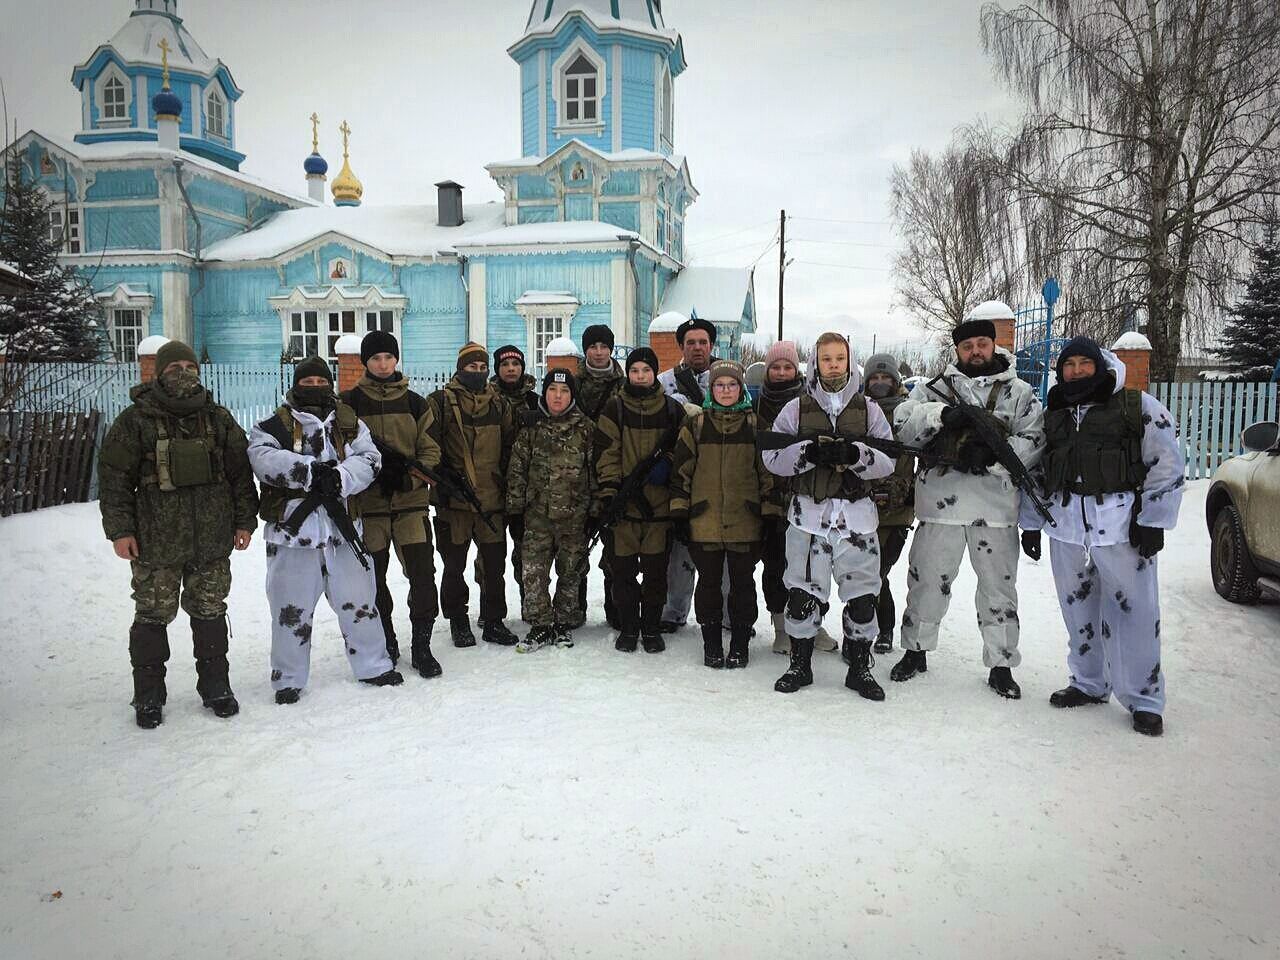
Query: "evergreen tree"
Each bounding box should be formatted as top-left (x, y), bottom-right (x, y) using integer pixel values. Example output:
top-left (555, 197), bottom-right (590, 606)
top-left (0, 155), bottom-right (105, 361)
top-left (1215, 223), bottom-right (1280, 371)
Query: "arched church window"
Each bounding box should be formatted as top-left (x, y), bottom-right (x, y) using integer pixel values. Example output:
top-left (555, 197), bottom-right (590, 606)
top-left (103, 77), bottom-right (128, 121)
top-left (564, 54), bottom-right (599, 124)
top-left (206, 89), bottom-right (227, 139)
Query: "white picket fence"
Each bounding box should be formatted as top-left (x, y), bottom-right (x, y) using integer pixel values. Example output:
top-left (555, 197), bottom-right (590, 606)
top-left (1151, 381), bottom-right (1279, 479)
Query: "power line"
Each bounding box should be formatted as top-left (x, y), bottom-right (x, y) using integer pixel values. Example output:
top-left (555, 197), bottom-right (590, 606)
top-left (792, 260), bottom-right (893, 273)
top-left (790, 215), bottom-right (894, 226)
top-left (691, 234), bottom-right (777, 259)
top-left (790, 237), bottom-right (899, 250)
top-left (685, 217), bottom-right (779, 248)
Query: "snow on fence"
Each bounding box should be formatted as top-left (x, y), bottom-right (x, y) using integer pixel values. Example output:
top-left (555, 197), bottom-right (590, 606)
top-left (1151, 381), bottom-right (1279, 480)
top-left (0, 410), bottom-right (102, 516)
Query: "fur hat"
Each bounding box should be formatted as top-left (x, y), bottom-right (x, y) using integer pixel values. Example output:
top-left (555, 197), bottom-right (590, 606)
top-left (952, 318), bottom-right (997, 345)
top-left (155, 340), bottom-right (198, 375)
top-left (293, 355), bottom-right (334, 386)
top-left (360, 330), bottom-right (399, 366)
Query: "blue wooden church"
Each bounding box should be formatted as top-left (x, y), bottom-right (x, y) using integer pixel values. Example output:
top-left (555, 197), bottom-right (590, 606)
top-left (4, 0), bottom-right (757, 372)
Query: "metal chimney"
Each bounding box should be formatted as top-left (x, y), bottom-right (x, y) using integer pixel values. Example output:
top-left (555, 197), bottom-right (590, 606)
top-left (436, 181), bottom-right (464, 227)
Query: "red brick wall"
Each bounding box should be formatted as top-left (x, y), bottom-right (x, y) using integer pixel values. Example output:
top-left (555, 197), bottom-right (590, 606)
top-left (337, 353), bottom-right (364, 394)
top-left (993, 318), bottom-right (1015, 354)
top-left (139, 354), bottom-right (158, 383)
top-left (1113, 349), bottom-right (1150, 392)
top-left (649, 331), bottom-right (683, 373)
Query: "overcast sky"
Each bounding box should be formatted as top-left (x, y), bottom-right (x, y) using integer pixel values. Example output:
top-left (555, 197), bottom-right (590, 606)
top-left (1, 0), bottom-right (1018, 357)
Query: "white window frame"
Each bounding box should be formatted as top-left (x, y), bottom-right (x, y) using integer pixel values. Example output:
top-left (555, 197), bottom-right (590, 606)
top-left (205, 86), bottom-right (228, 140)
top-left (551, 41), bottom-right (607, 136)
top-left (95, 64), bottom-right (133, 127)
top-left (46, 203), bottom-right (82, 254)
top-left (284, 309), bottom-right (322, 362)
top-left (514, 295), bottom-right (580, 378)
top-left (110, 308), bottom-right (146, 362)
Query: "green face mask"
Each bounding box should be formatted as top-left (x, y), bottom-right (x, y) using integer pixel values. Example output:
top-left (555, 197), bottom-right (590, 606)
top-left (160, 367), bottom-right (203, 398)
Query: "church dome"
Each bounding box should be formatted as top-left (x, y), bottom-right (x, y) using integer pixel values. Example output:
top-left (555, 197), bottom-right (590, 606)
top-left (331, 122), bottom-right (362, 207)
top-left (304, 153), bottom-right (329, 176)
top-left (151, 88), bottom-right (182, 120)
top-left (522, 0), bottom-right (673, 39)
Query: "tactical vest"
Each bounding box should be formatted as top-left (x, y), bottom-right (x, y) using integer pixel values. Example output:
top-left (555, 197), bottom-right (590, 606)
top-left (1042, 388), bottom-right (1147, 500)
top-left (928, 380), bottom-right (1010, 462)
top-left (432, 387), bottom-right (507, 511)
top-left (792, 393), bottom-right (869, 502)
top-left (257, 402), bottom-right (362, 523)
top-left (144, 410), bottom-right (221, 491)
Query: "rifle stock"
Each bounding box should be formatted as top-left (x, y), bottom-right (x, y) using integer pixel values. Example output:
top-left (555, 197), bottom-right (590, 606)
top-left (371, 437), bottom-right (500, 534)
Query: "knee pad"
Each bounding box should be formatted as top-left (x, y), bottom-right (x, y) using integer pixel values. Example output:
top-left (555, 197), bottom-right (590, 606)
top-left (844, 594), bottom-right (877, 625)
top-left (786, 588), bottom-right (819, 622)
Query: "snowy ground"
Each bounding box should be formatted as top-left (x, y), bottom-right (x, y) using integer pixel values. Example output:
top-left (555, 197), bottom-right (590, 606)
top-left (1, 480), bottom-right (1277, 959)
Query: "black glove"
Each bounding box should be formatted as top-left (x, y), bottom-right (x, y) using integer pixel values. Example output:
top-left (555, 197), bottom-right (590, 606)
top-left (941, 405), bottom-right (967, 429)
top-left (805, 438), bottom-right (851, 466)
top-left (310, 460), bottom-right (342, 498)
top-left (671, 516), bottom-right (691, 544)
top-left (957, 441), bottom-right (999, 475)
top-left (646, 459), bottom-right (672, 487)
top-left (1020, 530), bottom-right (1042, 561)
top-left (377, 458), bottom-right (408, 498)
top-left (1129, 518), bottom-right (1165, 558)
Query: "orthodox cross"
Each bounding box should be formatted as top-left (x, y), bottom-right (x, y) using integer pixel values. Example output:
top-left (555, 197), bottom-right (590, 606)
top-left (339, 120), bottom-right (351, 159)
top-left (310, 112), bottom-right (320, 154)
top-left (158, 37), bottom-right (172, 89)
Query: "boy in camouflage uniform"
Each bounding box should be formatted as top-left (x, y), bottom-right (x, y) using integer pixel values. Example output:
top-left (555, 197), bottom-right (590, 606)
top-left (506, 369), bottom-right (596, 651)
top-left (99, 340), bottom-right (259, 729)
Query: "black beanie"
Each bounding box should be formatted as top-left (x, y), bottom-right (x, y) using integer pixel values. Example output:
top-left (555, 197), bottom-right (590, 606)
top-left (952, 318), bottom-right (997, 345)
top-left (494, 344), bottom-right (526, 371)
top-left (293, 355), bottom-right (334, 386)
top-left (581, 324), bottom-right (615, 351)
top-left (625, 347), bottom-right (660, 375)
top-left (360, 330), bottom-right (399, 366)
top-left (1055, 335), bottom-right (1106, 379)
top-left (675, 317), bottom-right (717, 345)
top-left (542, 367), bottom-right (578, 400)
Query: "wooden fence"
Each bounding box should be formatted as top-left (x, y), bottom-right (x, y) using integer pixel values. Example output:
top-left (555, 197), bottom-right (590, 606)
top-left (0, 411), bottom-right (102, 516)
top-left (1151, 381), bottom-right (1280, 479)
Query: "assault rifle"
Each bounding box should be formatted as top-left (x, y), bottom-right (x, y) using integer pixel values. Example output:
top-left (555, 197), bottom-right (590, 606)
top-left (586, 419), bottom-right (682, 555)
top-left (926, 374), bottom-right (1057, 527)
top-left (755, 429), bottom-right (957, 468)
top-left (370, 437), bottom-right (499, 534)
top-left (280, 462), bottom-right (373, 570)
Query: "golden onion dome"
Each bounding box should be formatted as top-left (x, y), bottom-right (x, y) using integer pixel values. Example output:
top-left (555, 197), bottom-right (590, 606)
top-left (330, 120), bottom-right (363, 207)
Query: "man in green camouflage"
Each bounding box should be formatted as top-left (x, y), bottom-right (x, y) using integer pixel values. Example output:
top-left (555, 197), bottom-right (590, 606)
top-left (506, 368), bottom-right (596, 651)
top-left (98, 340), bottom-right (259, 729)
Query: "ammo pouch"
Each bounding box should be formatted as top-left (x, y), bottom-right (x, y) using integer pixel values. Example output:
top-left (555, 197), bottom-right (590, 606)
top-left (155, 417), bottom-right (217, 491)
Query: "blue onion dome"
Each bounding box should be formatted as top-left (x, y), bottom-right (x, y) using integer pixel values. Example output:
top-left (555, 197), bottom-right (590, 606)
top-left (152, 88), bottom-right (183, 119)
top-left (304, 152), bottom-right (329, 176)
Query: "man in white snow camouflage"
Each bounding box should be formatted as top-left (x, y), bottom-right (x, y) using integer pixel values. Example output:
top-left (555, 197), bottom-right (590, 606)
top-left (1019, 336), bottom-right (1183, 736)
top-left (892, 303), bottom-right (1046, 698)
top-left (762, 332), bottom-right (897, 700)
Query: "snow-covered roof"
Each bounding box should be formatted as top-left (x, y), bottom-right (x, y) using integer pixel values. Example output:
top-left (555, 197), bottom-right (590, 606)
top-left (515, 291), bottom-right (580, 306)
top-left (0, 261), bottom-right (31, 284)
top-left (203, 202), bottom-right (507, 262)
top-left (21, 131), bottom-right (312, 207)
top-left (650, 311), bottom-right (688, 333)
top-left (519, 0), bottom-right (677, 44)
top-left (660, 267), bottom-right (753, 323)
top-left (452, 220), bottom-right (640, 250)
top-left (74, 7), bottom-right (229, 87)
top-left (1112, 332), bottom-right (1153, 351)
top-left (545, 336), bottom-right (582, 358)
top-left (490, 145), bottom-right (686, 171)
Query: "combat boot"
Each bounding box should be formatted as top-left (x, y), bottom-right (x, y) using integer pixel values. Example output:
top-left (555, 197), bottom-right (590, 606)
top-left (987, 666), bottom-right (1021, 700)
top-left (1132, 711), bottom-right (1163, 737)
top-left (191, 617), bottom-right (238, 719)
top-left (844, 641), bottom-right (885, 701)
top-left (360, 670), bottom-right (405, 687)
top-left (615, 630), bottom-right (639, 653)
top-left (410, 621), bottom-right (442, 679)
top-left (483, 620), bottom-right (519, 646)
top-left (890, 649), bottom-right (927, 682)
top-left (725, 624), bottom-right (750, 669)
top-left (129, 621), bottom-right (169, 729)
top-left (873, 632), bottom-right (894, 655)
top-left (1049, 686), bottom-right (1106, 708)
top-left (450, 618), bottom-right (476, 648)
top-left (774, 637), bottom-right (814, 693)
top-left (702, 624), bottom-right (724, 668)
top-left (641, 632), bottom-right (666, 654)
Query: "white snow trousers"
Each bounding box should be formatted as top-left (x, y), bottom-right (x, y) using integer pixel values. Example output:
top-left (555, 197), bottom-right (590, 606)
top-left (661, 540), bottom-right (696, 624)
top-left (266, 542), bottom-right (393, 691)
top-left (899, 521), bottom-right (1021, 668)
top-left (1049, 539), bottom-right (1165, 715)
top-left (782, 525), bottom-right (882, 642)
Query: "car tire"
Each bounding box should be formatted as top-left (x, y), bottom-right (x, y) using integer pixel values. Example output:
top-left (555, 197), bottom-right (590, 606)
top-left (1211, 505), bottom-right (1261, 604)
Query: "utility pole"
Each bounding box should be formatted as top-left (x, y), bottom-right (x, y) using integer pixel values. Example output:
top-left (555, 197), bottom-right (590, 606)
top-left (777, 209), bottom-right (786, 341)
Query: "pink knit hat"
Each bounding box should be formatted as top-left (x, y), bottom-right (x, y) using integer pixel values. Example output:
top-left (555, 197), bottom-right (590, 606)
top-left (764, 340), bottom-right (801, 369)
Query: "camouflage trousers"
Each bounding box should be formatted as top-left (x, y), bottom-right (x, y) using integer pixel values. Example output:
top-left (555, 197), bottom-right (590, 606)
top-left (520, 512), bottom-right (589, 626)
top-left (131, 556), bottom-right (232, 625)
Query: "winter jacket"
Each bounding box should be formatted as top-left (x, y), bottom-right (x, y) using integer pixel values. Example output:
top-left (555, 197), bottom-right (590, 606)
top-left (247, 401), bottom-right (380, 549)
top-left (1019, 351), bottom-right (1183, 546)
top-left (98, 382), bottom-right (259, 566)
top-left (659, 361), bottom-right (716, 406)
top-left (670, 405), bottom-right (778, 547)
top-left (490, 373), bottom-right (539, 416)
top-left (755, 376), bottom-right (804, 510)
top-left (424, 377), bottom-right (515, 516)
top-left (506, 402), bottom-right (595, 524)
top-left (341, 373), bottom-right (437, 517)
top-left (894, 347), bottom-right (1045, 528)
top-left (868, 387), bottom-right (915, 528)
top-left (576, 359), bottom-right (625, 421)
top-left (594, 385), bottom-right (687, 522)
top-left (762, 347), bottom-right (896, 537)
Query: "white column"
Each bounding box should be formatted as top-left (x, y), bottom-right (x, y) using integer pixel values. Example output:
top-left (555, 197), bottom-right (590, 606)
top-left (611, 45), bottom-right (623, 152)
top-left (611, 256), bottom-right (633, 347)
top-left (307, 175), bottom-right (325, 203)
top-left (468, 260), bottom-right (487, 347)
top-left (161, 270), bottom-right (193, 345)
top-left (538, 50), bottom-right (548, 157)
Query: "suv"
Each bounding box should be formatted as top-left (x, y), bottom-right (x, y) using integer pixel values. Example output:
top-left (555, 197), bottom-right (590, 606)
top-left (1207, 419), bottom-right (1280, 602)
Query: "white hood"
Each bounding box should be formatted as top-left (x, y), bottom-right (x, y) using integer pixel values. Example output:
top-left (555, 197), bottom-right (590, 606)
top-left (803, 338), bottom-right (863, 418)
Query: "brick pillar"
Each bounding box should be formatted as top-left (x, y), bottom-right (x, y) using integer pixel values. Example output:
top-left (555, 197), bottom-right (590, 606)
top-left (993, 318), bottom-right (1015, 354)
top-left (547, 354), bottom-right (579, 373)
top-left (334, 334), bottom-right (364, 393)
top-left (1112, 342), bottom-right (1151, 392)
top-left (136, 335), bottom-right (170, 383)
top-left (648, 331), bottom-right (683, 373)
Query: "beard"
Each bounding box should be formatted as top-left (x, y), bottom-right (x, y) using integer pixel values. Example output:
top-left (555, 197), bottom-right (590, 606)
top-left (957, 354), bottom-right (1002, 378)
